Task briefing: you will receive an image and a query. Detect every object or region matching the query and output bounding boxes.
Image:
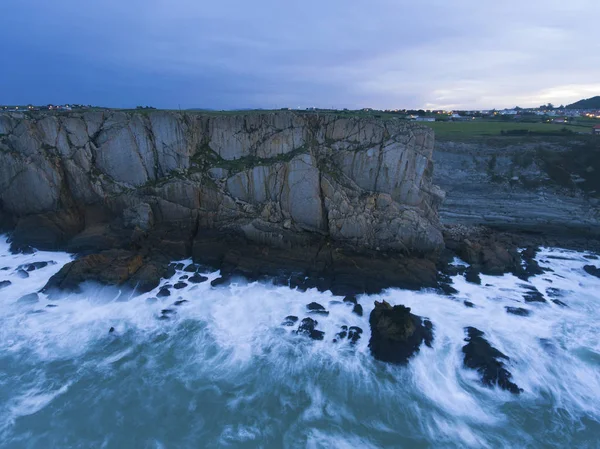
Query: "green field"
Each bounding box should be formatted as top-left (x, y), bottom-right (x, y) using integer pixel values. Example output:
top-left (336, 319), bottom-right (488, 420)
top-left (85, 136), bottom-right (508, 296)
top-left (424, 120), bottom-right (598, 139)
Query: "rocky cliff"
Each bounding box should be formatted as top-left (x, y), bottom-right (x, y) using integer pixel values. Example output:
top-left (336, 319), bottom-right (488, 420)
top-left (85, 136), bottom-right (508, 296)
top-left (0, 111), bottom-right (444, 264)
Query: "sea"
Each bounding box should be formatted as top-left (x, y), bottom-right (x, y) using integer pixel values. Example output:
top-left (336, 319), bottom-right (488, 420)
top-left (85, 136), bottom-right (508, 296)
top-left (0, 236), bottom-right (599, 448)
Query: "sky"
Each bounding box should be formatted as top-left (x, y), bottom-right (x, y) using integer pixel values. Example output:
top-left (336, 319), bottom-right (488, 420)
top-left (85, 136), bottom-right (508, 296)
top-left (1, 0), bottom-right (599, 110)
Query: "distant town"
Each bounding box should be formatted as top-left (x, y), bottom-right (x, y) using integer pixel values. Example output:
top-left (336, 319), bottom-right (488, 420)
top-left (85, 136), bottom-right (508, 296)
top-left (2, 101), bottom-right (600, 135)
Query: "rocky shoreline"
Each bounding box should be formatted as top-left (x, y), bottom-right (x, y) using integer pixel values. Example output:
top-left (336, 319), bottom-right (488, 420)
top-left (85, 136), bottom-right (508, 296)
top-left (2, 110), bottom-right (600, 392)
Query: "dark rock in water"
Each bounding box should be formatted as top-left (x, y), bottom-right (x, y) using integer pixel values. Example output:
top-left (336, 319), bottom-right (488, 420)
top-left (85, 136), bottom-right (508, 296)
top-left (343, 295), bottom-right (357, 305)
top-left (189, 274), bottom-right (208, 284)
top-left (174, 299), bottom-right (188, 306)
top-left (464, 267), bottom-right (481, 285)
top-left (352, 303), bottom-right (363, 317)
top-left (157, 287), bottom-right (171, 298)
top-left (439, 282), bottom-right (458, 296)
top-left (174, 282), bottom-right (187, 289)
top-left (514, 247), bottom-right (547, 281)
top-left (334, 325), bottom-right (363, 344)
top-left (307, 302), bottom-right (329, 315)
top-left (583, 265), bottom-right (600, 279)
top-left (552, 299), bottom-right (568, 307)
top-left (462, 326), bottom-right (522, 394)
top-left (183, 263), bottom-right (198, 273)
top-left (170, 262), bottom-right (185, 271)
top-left (521, 285), bottom-right (546, 303)
top-left (368, 300), bottom-right (434, 364)
top-left (16, 269), bottom-right (29, 279)
top-left (157, 315), bottom-right (170, 321)
top-left (296, 318), bottom-right (324, 340)
top-left (584, 254), bottom-right (599, 260)
top-left (505, 306), bottom-right (531, 317)
top-left (161, 308), bottom-right (176, 315)
top-left (464, 301), bottom-right (475, 308)
top-left (211, 276), bottom-right (233, 287)
top-left (109, 326), bottom-right (115, 333)
top-left (17, 293), bottom-right (39, 304)
top-left (282, 315), bottom-right (298, 326)
top-left (307, 302), bottom-right (325, 310)
top-left (1, 267), bottom-right (9, 271)
top-left (179, 275), bottom-right (189, 280)
top-left (46, 304), bottom-right (58, 308)
top-left (348, 326), bottom-right (363, 344)
top-left (547, 255), bottom-right (576, 261)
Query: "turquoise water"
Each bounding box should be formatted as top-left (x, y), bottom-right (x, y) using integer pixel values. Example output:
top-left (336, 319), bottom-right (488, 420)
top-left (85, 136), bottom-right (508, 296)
top-left (0, 238), bottom-right (599, 448)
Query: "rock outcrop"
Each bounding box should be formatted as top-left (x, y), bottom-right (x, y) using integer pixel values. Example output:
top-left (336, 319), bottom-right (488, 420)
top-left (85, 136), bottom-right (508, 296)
top-left (368, 300), bottom-right (433, 364)
top-left (0, 111), bottom-right (443, 256)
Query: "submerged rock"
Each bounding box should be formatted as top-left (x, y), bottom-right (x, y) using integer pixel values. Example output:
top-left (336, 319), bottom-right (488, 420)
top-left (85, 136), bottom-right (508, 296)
top-left (296, 318), bottom-right (324, 340)
top-left (521, 285), bottom-right (546, 303)
top-left (17, 293), bottom-right (39, 304)
top-left (16, 269), bottom-right (29, 279)
top-left (173, 282), bottom-right (187, 289)
top-left (174, 299), bottom-right (188, 306)
top-left (463, 300), bottom-right (475, 308)
top-left (368, 300), bottom-right (434, 364)
top-left (462, 327), bottom-right (522, 394)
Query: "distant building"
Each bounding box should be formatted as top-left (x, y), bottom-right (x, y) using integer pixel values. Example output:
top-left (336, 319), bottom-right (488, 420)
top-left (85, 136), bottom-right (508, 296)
top-left (593, 124), bottom-right (600, 135)
top-left (414, 117), bottom-right (435, 122)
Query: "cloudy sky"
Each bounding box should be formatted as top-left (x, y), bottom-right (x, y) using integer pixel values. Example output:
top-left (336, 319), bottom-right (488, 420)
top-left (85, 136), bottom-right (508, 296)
top-left (1, 0), bottom-right (599, 110)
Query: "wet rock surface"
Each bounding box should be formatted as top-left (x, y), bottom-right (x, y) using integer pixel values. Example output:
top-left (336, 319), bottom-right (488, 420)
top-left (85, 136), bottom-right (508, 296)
top-left (368, 300), bottom-right (434, 364)
top-left (462, 327), bottom-right (522, 394)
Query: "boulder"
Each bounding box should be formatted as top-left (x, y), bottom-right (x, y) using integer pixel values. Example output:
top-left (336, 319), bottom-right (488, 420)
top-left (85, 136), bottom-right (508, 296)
top-left (0, 280), bottom-right (12, 289)
top-left (368, 300), bottom-right (434, 364)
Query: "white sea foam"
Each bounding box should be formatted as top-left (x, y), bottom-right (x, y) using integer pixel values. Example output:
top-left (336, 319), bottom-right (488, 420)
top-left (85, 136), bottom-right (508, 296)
top-left (0, 236), bottom-right (599, 448)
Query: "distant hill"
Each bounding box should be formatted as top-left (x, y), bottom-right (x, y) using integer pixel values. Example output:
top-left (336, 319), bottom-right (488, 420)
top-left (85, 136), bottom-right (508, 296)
top-left (566, 96), bottom-right (600, 109)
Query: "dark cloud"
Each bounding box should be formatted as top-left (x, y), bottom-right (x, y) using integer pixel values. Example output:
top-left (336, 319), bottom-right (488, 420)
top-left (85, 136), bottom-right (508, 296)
top-left (1, 0), bottom-right (599, 109)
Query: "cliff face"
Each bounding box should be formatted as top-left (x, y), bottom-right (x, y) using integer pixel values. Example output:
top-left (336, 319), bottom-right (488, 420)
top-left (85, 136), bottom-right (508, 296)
top-left (0, 111), bottom-right (444, 255)
top-left (433, 138), bottom-right (600, 235)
